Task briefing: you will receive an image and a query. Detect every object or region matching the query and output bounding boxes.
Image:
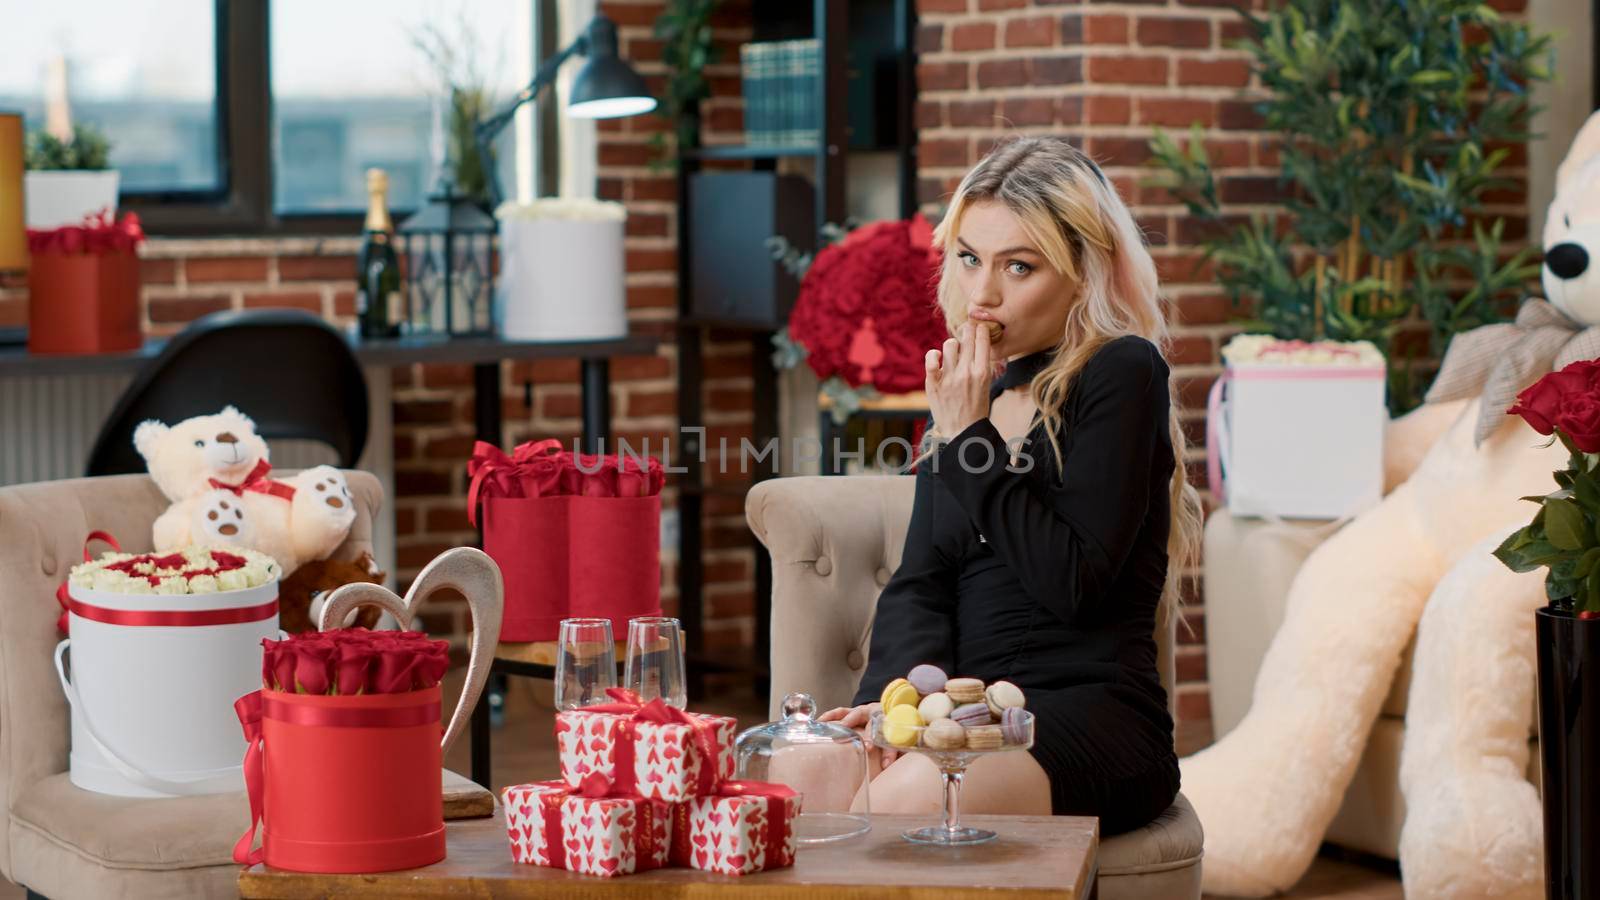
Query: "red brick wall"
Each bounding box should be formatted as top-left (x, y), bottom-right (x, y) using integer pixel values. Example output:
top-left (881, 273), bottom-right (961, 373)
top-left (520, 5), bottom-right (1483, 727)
top-left (911, 0), bottom-right (1532, 750)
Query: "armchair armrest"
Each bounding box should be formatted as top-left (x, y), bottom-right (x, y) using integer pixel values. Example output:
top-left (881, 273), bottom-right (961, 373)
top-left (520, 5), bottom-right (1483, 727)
top-left (746, 476), bottom-right (917, 721)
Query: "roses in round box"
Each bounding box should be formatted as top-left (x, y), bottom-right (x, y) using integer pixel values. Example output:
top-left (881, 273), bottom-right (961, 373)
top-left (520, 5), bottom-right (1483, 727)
top-left (262, 628), bottom-right (450, 695)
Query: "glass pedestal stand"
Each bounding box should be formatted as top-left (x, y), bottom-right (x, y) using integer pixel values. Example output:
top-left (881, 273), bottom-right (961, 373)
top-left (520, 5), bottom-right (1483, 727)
top-left (870, 710), bottom-right (1035, 846)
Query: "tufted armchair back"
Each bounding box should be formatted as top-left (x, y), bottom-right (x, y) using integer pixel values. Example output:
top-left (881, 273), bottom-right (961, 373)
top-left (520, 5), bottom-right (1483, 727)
top-left (746, 475), bottom-right (1178, 724)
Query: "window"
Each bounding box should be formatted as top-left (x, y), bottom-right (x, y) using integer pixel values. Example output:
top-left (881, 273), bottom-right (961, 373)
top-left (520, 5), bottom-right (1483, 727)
top-left (270, 0), bottom-right (528, 215)
top-left (0, 1), bottom-right (222, 197)
top-left (0, 1), bottom-right (541, 233)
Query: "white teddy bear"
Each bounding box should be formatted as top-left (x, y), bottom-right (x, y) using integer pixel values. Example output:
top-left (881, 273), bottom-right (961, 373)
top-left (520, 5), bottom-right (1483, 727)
top-left (134, 406), bottom-right (356, 576)
top-left (1183, 112), bottom-right (1600, 898)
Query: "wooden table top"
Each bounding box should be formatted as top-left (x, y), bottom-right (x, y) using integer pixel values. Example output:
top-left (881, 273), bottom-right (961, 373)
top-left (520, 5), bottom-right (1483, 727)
top-left (239, 809), bottom-right (1098, 899)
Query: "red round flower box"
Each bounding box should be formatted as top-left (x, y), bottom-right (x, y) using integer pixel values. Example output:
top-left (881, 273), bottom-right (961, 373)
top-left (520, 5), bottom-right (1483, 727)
top-left (251, 686), bottom-right (446, 873)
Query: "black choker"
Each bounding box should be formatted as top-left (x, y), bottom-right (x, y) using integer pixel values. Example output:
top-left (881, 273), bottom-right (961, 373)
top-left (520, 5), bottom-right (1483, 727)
top-left (990, 349), bottom-right (1053, 400)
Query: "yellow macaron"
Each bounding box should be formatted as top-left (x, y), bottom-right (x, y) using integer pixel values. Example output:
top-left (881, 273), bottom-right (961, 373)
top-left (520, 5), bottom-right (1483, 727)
top-left (880, 677), bottom-right (920, 711)
top-left (883, 704), bottom-right (925, 748)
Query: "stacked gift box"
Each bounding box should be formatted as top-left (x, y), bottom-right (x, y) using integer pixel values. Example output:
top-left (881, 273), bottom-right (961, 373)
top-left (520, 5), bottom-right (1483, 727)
top-left (503, 689), bottom-right (798, 878)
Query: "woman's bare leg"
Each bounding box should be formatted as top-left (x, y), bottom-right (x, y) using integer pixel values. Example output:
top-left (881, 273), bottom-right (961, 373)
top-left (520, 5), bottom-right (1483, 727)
top-left (849, 750), bottom-right (1052, 815)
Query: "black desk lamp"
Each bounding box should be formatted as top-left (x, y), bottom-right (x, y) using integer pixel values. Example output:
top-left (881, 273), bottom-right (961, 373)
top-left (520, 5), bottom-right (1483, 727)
top-left (475, 15), bottom-right (658, 208)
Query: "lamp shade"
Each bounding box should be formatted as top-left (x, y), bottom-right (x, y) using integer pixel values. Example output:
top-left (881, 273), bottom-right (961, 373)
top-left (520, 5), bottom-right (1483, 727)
top-left (0, 112), bottom-right (25, 271)
top-left (568, 55), bottom-right (656, 119)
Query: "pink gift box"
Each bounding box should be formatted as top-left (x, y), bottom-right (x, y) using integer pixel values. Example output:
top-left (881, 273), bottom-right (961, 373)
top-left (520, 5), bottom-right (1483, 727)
top-left (676, 782), bottom-right (800, 876)
top-left (555, 694), bottom-right (737, 803)
top-left (502, 782), bottom-right (672, 878)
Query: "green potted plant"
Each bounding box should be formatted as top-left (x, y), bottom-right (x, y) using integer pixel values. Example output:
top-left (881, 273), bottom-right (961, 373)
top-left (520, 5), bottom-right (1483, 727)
top-left (24, 122), bottom-right (117, 229)
top-left (1148, 0), bottom-right (1551, 412)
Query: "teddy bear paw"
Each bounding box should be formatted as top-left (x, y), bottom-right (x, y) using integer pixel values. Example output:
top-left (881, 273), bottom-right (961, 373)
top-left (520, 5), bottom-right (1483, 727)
top-left (193, 490), bottom-right (253, 546)
top-left (306, 468), bottom-right (354, 512)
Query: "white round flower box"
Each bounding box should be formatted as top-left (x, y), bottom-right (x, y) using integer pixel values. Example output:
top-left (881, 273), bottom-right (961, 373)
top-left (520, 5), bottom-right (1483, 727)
top-left (54, 549), bottom-right (280, 798)
top-left (24, 169), bottom-right (120, 229)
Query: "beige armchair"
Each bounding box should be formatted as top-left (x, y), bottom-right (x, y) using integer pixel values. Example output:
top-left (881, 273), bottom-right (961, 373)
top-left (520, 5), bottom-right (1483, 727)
top-left (747, 475), bottom-right (1204, 900)
top-left (0, 471), bottom-right (381, 899)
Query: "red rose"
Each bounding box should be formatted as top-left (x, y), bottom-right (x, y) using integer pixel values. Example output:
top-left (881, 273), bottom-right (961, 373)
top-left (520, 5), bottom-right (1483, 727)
top-left (413, 641), bottom-right (450, 690)
top-left (335, 638), bottom-right (376, 695)
top-left (1510, 360), bottom-right (1600, 452)
top-left (582, 464), bottom-right (617, 497)
top-left (370, 634), bottom-right (423, 694)
top-left (292, 637), bottom-right (336, 694)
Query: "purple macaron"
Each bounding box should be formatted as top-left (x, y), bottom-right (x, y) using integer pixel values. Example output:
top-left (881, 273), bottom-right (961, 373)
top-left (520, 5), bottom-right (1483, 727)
top-left (951, 702), bottom-right (992, 728)
top-left (908, 663), bottom-right (948, 695)
top-left (1001, 706), bottom-right (1028, 745)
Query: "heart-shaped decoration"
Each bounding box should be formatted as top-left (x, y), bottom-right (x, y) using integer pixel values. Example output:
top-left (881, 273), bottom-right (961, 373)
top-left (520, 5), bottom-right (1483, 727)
top-left (708, 810), bottom-right (723, 827)
top-left (693, 832), bottom-right (708, 849)
top-left (566, 837), bottom-right (579, 853)
top-left (696, 848), bottom-right (708, 869)
top-left (662, 742), bottom-right (682, 760)
top-left (600, 857), bottom-right (619, 874)
top-left (319, 547), bottom-right (503, 755)
top-left (729, 854), bottom-right (747, 870)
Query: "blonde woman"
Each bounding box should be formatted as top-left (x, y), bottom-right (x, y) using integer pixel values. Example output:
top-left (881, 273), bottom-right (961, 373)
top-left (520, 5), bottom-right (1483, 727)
top-left (820, 136), bottom-right (1203, 833)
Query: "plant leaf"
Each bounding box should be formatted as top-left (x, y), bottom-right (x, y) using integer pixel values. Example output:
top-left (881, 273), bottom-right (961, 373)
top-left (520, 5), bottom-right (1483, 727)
top-left (1545, 498), bottom-right (1589, 551)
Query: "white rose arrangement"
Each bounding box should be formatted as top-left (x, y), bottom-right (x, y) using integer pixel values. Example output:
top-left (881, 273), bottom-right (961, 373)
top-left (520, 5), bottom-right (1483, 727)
top-left (69, 547), bottom-right (279, 595)
top-left (1221, 334), bottom-right (1384, 367)
top-left (494, 197), bottom-right (627, 222)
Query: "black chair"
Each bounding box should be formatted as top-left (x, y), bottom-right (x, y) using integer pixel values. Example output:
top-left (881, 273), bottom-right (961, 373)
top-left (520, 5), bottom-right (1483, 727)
top-left (85, 309), bottom-right (369, 477)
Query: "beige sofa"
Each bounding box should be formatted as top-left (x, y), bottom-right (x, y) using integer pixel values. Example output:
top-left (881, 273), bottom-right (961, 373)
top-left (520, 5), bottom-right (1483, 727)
top-left (0, 471), bottom-right (380, 899)
top-left (1204, 509), bottom-right (1539, 859)
top-left (748, 475), bottom-right (1204, 900)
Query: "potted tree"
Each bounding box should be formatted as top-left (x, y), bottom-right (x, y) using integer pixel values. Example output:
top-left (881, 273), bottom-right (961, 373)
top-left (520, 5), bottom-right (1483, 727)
top-left (24, 123), bottom-right (117, 229)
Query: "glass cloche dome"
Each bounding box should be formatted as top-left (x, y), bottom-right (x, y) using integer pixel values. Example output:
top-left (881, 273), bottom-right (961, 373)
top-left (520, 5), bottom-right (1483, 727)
top-left (734, 692), bottom-right (872, 844)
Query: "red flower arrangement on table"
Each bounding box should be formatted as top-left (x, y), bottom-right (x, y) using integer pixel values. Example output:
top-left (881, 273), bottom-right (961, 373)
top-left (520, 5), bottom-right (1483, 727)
top-left (261, 628), bottom-right (451, 695)
top-left (1495, 359), bottom-right (1600, 617)
top-left (25, 209), bottom-right (144, 254)
top-left (777, 214), bottom-right (948, 420)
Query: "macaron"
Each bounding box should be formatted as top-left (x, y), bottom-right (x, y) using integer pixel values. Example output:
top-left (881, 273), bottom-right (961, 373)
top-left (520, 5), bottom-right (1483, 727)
top-left (908, 663), bottom-right (949, 695)
top-left (923, 718), bottom-right (966, 751)
top-left (918, 691), bottom-right (955, 722)
top-left (985, 680), bottom-right (1026, 717)
top-left (880, 677), bottom-right (919, 711)
top-left (883, 704), bottom-right (924, 748)
top-left (944, 677), bottom-right (986, 705)
top-left (966, 724), bottom-right (1003, 751)
top-left (951, 702), bottom-right (993, 728)
top-left (1001, 706), bottom-right (1029, 745)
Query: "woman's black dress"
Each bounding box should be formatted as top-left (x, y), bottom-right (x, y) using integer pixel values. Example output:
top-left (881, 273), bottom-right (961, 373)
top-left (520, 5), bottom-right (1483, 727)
top-left (852, 335), bottom-right (1180, 835)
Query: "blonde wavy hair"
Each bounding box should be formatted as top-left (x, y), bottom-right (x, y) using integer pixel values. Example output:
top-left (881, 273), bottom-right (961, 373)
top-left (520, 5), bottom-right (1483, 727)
top-left (928, 136), bottom-right (1203, 618)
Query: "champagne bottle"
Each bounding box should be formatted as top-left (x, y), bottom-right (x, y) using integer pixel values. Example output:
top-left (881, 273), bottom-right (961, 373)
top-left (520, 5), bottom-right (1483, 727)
top-left (355, 168), bottom-right (401, 339)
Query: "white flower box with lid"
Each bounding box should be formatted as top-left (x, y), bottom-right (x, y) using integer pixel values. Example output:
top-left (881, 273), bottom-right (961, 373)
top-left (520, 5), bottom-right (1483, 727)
top-left (54, 546), bottom-right (281, 798)
top-left (1207, 335), bottom-right (1388, 520)
top-left (495, 198), bottom-right (627, 341)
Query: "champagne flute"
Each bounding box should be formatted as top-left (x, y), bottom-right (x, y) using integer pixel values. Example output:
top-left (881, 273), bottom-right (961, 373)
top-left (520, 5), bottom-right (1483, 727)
top-left (623, 616), bottom-right (687, 709)
top-left (554, 618), bottom-right (616, 710)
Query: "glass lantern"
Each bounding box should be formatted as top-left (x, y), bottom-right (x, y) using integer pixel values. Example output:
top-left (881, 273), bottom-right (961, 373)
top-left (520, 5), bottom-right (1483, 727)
top-left (735, 692), bottom-right (871, 845)
top-left (396, 176), bottom-right (496, 337)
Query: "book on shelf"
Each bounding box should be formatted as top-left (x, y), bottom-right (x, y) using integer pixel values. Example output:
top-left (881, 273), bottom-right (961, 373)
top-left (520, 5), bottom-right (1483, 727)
top-left (739, 39), bottom-right (820, 149)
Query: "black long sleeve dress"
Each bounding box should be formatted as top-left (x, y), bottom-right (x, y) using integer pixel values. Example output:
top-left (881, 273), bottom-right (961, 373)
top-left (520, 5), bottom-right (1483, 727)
top-left (852, 335), bottom-right (1181, 835)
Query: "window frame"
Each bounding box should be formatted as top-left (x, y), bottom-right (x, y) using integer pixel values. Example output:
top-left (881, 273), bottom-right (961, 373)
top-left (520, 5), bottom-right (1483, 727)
top-left (124, 0), bottom-right (548, 236)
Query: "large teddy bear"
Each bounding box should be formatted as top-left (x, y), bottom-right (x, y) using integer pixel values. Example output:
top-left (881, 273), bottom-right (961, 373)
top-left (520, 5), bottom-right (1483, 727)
top-left (134, 406), bottom-right (357, 576)
top-left (1183, 113), bottom-right (1600, 898)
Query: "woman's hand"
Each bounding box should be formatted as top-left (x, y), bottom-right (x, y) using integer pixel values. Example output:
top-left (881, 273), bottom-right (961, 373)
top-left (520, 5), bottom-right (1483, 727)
top-left (927, 322), bottom-right (993, 439)
top-left (820, 702), bottom-right (901, 770)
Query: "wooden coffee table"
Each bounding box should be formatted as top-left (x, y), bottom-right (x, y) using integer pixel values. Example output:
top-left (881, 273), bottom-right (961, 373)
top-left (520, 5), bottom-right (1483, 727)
top-left (238, 809), bottom-right (1099, 899)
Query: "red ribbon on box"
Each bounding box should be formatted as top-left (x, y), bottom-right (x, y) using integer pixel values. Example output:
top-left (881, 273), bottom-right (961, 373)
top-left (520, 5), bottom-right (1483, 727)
top-left (467, 439), bottom-right (665, 527)
top-left (522, 779), bottom-right (664, 873)
top-left (577, 687), bottom-right (726, 798)
top-left (665, 780), bottom-right (799, 871)
top-left (53, 531), bottom-right (121, 635)
top-left (209, 459), bottom-right (297, 501)
top-left (26, 210), bottom-right (144, 255)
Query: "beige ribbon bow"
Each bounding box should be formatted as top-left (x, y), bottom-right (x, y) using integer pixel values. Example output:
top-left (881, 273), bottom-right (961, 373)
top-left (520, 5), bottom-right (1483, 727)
top-left (1426, 299), bottom-right (1600, 445)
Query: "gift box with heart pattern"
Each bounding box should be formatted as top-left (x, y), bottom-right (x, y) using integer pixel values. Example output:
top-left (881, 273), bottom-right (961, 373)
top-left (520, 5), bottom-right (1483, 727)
top-left (502, 782), bottom-right (672, 878)
top-left (555, 707), bottom-right (738, 802)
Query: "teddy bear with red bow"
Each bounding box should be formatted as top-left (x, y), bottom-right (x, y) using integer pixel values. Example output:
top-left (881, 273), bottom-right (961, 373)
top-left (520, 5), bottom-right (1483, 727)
top-left (134, 406), bottom-right (356, 576)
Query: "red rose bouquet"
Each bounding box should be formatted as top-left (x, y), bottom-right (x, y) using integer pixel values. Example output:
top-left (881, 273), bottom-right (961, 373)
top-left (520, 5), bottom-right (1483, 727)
top-left (784, 214), bottom-right (947, 395)
top-left (1495, 359), bottom-right (1600, 616)
top-left (261, 628), bottom-right (450, 694)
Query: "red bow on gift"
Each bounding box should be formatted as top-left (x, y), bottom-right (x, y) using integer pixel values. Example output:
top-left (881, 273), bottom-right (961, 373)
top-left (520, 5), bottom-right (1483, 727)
top-left (26, 210), bottom-right (145, 255)
top-left (209, 459), bottom-right (296, 502)
top-left (52, 531), bottom-right (121, 635)
top-left (467, 440), bottom-right (665, 527)
top-left (578, 687), bottom-right (726, 798)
